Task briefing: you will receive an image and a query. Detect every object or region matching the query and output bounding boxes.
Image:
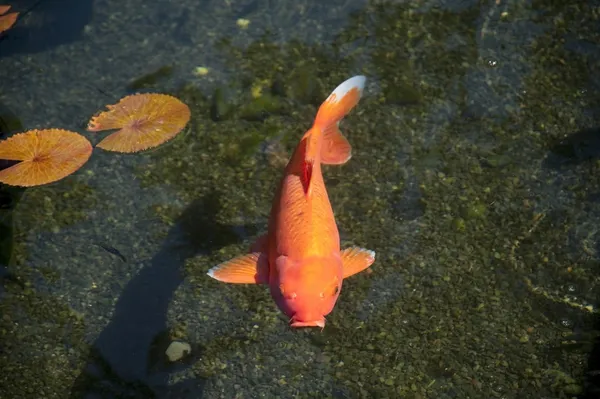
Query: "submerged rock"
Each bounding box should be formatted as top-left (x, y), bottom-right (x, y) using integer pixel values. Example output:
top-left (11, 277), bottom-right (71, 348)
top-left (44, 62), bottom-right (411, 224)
top-left (165, 340), bottom-right (191, 362)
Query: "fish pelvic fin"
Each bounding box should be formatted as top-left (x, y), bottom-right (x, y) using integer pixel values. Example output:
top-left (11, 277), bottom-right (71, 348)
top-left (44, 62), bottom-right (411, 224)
top-left (313, 75), bottom-right (366, 165)
top-left (321, 123), bottom-right (352, 165)
top-left (207, 252), bottom-right (269, 284)
top-left (249, 234), bottom-right (268, 253)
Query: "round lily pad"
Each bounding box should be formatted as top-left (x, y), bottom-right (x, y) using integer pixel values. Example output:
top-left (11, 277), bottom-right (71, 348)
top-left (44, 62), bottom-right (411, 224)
top-left (0, 129), bottom-right (93, 187)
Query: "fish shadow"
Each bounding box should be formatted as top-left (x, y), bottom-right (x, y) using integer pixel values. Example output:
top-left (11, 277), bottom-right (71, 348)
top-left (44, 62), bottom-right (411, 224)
top-left (543, 126), bottom-right (600, 203)
top-left (0, 0), bottom-right (94, 58)
top-left (543, 127), bottom-right (600, 170)
top-left (0, 101), bottom-right (25, 289)
top-left (582, 234), bottom-right (600, 398)
top-left (542, 126), bottom-right (600, 397)
top-left (582, 314), bottom-right (600, 398)
top-left (69, 190), bottom-right (259, 398)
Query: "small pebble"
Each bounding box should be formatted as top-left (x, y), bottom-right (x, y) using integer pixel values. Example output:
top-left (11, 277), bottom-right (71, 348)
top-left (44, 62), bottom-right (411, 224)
top-left (236, 18), bottom-right (250, 29)
top-left (165, 340), bottom-right (191, 362)
top-left (194, 67), bottom-right (209, 76)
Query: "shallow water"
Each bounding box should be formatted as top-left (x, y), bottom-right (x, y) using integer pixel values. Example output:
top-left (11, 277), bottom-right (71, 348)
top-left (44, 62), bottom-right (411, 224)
top-left (1, 0), bottom-right (599, 398)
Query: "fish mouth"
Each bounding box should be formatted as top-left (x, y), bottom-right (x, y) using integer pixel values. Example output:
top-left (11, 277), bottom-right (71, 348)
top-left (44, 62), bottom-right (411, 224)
top-left (290, 317), bottom-right (325, 328)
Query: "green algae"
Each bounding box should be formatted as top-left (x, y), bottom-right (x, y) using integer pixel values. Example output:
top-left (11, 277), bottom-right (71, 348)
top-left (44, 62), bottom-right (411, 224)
top-left (126, 65), bottom-right (174, 91)
top-left (210, 86), bottom-right (232, 122)
top-left (240, 93), bottom-right (285, 121)
top-left (0, 282), bottom-right (89, 398)
top-left (12, 180), bottom-right (98, 235)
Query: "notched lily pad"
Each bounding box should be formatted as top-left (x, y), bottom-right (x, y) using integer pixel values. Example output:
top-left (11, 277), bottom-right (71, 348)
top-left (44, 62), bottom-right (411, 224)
top-left (0, 5), bottom-right (18, 35)
top-left (0, 129), bottom-right (93, 187)
top-left (87, 93), bottom-right (191, 153)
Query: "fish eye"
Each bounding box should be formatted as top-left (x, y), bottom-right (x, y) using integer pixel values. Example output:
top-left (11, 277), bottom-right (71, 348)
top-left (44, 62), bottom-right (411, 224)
top-left (320, 284), bottom-right (340, 299)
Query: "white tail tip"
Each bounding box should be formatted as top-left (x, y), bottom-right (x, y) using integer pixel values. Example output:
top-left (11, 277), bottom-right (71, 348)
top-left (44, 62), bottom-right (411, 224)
top-left (327, 75), bottom-right (366, 103)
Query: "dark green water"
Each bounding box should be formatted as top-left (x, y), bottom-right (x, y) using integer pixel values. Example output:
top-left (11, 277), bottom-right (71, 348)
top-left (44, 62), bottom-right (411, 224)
top-left (1, 0), bottom-right (599, 398)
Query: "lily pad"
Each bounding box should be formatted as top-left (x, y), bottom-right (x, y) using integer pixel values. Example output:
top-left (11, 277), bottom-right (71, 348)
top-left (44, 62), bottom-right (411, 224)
top-left (0, 5), bottom-right (18, 35)
top-left (0, 129), bottom-right (93, 187)
top-left (87, 93), bottom-right (191, 153)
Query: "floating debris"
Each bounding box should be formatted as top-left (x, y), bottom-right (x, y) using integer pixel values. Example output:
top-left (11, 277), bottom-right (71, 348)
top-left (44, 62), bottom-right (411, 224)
top-left (87, 93), bottom-right (191, 153)
top-left (0, 129), bottom-right (93, 187)
top-left (524, 277), bottom-right (597, 314)
top-left (96, 244), bottom-right (126, 262)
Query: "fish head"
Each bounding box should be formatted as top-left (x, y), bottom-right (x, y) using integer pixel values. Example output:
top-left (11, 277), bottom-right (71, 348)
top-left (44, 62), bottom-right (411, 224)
top-left (274, 255), bottom-right (343, 328)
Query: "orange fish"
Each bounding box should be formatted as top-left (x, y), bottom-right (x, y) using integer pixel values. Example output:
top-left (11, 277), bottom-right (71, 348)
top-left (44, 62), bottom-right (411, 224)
top-left (207, 75), bottom-right (375, 328)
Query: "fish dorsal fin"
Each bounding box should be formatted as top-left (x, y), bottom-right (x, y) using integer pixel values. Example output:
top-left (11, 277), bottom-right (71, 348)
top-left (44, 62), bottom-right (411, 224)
top-left (301, 158), bottom-right (314, 196)
top-left (207, 252), bottom-right (269, 284)
top-left (321, 122), bottom-right (352, 165)
top-left (341, 247), bottom-right (376, 278)
top-left (301, 129), bottom-right (318, 196)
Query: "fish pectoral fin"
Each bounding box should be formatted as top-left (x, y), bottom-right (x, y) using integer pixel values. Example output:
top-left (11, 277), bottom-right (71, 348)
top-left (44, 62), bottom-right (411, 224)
top-left (207, 252), bottom-right (269, 284)
top-left (341, 247), bottom-right (376, 278)
top-left (321, 123), bottom-right (352, 165)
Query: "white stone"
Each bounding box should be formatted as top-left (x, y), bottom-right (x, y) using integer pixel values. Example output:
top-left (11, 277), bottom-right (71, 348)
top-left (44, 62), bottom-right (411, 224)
top-left (165, 340), bottom-right (191, 362)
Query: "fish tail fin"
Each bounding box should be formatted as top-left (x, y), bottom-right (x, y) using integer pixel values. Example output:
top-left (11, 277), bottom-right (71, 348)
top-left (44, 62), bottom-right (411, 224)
top-left (300, 76), bottom-right (366, 195)
top-left (313, 75), bottom-right (366, 165)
